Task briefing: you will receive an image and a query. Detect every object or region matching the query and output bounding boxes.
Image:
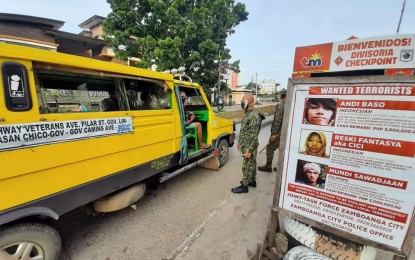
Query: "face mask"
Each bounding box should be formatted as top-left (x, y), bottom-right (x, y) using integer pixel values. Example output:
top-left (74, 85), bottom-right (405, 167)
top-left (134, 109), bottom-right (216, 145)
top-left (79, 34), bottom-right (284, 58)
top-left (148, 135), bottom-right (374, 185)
top-left (241, 100), bottom-right (248, 110)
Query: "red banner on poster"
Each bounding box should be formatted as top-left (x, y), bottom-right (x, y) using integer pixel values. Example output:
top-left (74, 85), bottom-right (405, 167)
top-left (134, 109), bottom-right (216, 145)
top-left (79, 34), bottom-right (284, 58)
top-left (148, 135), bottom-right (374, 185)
top-left (336, 100), bottom-right (415, 110)
top-left (331, 134), bottom-right (415, 157)
top-left (327, 167), bottom-right (408, 189)
top-left (309, 85), bottom-right (415, 96)
top-left (288, 184), bottom-right (408, 223)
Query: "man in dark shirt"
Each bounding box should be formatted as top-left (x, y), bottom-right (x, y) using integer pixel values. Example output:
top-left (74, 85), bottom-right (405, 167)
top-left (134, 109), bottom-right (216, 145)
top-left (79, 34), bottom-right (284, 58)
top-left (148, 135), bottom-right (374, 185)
top-left (100, 88), bottom-right (120, 111)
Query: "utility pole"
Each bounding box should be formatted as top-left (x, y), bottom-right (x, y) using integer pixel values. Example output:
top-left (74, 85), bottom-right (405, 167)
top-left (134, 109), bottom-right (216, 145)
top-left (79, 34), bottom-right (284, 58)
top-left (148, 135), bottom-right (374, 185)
top-left (217, 50), bottom-right (222, 98)
top-left (255, 72), bottom-right (258, 101)
top-left (217, 63), bottom-right (221, 97)
top-left (397, 0), bottom-right (406, 34)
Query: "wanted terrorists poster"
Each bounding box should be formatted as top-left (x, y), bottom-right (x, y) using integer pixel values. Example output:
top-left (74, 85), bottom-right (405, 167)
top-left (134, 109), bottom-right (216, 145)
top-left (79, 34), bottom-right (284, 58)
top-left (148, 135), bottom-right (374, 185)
top-left (279, 82), bottom-right (415, 249)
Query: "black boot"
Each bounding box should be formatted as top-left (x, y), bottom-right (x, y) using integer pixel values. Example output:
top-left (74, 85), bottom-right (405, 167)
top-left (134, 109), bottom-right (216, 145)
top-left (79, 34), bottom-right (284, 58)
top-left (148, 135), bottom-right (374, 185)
top-left (241, 180), bottom-right (256, 187)
top-left (258, 162), bottom-right (272, 172)
top-left (231, 185), bottom-right (248, 193)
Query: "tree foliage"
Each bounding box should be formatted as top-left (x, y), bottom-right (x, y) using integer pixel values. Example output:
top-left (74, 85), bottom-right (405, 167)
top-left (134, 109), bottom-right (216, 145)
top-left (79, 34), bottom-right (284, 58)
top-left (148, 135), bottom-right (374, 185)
top-left (244, 81), bottom-right (260, 92)
top-left (103, 0), bottom-right (248, 91)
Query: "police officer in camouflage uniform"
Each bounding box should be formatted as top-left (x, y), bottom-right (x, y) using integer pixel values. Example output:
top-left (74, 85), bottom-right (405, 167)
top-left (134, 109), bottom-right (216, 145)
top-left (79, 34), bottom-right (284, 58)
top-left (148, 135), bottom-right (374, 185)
top-left (232, 94), bottom-right (262, 193)
top-left (258, 91), bottom-right (286, 172)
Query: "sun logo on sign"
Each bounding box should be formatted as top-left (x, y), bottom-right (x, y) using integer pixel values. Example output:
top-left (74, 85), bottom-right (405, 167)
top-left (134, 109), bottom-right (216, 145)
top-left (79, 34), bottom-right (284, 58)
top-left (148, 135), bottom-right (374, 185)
top-left (392, 71), bottom-right (407, 75)
top-left (300, 51), bottom-right (323, 68)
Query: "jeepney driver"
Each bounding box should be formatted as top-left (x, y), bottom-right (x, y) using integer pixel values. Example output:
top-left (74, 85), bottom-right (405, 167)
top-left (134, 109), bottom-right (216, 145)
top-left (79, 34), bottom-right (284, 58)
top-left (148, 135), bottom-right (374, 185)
top-left (180, 91), bottom-right (210, 149)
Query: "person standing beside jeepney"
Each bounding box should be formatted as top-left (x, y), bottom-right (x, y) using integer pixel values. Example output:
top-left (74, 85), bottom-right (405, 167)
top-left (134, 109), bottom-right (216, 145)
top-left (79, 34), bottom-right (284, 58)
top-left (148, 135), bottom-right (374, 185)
top-left (258, 91), bottom-right (286, 172)
top-left (232, 94), bottom-right (261, 194)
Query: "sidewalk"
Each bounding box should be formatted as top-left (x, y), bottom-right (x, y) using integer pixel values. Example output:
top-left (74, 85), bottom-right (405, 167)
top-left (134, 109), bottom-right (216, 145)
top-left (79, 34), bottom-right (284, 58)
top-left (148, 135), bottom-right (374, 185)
top-left (213, 101), bottom-right (277, 112)
top-left (214, 102), bottom-right (278, 123)
top-left (177, 108), bottom-right (414, 260)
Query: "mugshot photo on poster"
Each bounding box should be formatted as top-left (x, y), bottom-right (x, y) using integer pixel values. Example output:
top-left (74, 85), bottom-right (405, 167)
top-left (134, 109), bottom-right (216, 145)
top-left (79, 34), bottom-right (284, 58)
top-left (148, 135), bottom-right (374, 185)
top-left (303, 98), bottom-right (337, 126)
top-left (298, 129), bottom-right (332, 158)
top-left (295, 159), bottom-right (327, 189)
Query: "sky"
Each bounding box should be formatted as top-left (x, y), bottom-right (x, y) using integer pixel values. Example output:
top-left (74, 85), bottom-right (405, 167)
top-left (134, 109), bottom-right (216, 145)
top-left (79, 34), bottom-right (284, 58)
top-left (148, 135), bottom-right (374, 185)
top-left (2, 0), bottom-right (415, 89)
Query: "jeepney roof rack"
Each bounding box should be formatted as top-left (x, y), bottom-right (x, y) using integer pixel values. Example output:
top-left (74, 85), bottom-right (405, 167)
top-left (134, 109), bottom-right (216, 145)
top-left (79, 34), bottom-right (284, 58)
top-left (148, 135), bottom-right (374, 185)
top-left (163, 67), bottom-right (194, 85)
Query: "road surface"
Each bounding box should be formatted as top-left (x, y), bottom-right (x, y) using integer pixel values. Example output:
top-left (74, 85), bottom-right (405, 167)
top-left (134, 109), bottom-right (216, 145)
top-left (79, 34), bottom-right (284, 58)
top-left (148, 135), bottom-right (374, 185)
top-left (57, 114), bottom-right (413, 260)
top-left (58, 116), bottom-right (276, 260)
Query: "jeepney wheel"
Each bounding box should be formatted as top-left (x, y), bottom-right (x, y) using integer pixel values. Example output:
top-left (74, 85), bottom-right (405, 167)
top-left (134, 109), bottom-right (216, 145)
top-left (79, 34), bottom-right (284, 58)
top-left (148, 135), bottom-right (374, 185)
top-left (217, 138), bottom-right (229, 167)
top-left (0, 223), bottom-right (61, 260)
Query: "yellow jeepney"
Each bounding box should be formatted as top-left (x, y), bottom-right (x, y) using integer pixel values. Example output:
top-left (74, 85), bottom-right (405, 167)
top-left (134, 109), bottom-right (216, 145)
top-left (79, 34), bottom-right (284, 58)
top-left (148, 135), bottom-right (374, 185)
top-left (0, 43), bottom-right (234, 259)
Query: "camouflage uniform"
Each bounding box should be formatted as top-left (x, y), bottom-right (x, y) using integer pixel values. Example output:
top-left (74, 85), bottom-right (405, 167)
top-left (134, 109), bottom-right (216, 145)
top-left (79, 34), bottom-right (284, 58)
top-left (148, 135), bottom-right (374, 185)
top-left (238, 109), bottom-right (261, 186)
top-left (265, 100), bottom-right (285, 164)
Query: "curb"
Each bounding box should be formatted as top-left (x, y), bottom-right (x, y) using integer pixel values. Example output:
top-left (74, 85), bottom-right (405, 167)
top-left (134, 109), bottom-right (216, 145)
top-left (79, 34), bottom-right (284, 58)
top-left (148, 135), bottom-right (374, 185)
top-left (217, 104), bottom-right (277, 125)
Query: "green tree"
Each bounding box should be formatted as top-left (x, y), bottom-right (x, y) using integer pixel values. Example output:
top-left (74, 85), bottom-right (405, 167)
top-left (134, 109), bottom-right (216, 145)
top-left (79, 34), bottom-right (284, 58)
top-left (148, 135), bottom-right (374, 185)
top-left (275, 88), bottom-right (287, 100)
top-left (245, 81), bottom-right (260, 92)
top-left (103, 0), bottom-right (248, 91)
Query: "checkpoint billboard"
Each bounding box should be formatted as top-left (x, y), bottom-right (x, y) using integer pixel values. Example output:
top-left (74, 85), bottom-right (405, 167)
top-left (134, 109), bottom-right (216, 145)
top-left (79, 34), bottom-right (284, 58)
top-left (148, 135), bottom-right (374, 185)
top-left (293, 34), bottom-right (415, 75)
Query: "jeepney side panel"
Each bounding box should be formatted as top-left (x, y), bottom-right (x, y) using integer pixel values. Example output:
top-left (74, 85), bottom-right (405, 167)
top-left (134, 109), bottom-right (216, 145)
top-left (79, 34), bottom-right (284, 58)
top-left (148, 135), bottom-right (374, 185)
top-left (0, 52), bottom-right (182, 217)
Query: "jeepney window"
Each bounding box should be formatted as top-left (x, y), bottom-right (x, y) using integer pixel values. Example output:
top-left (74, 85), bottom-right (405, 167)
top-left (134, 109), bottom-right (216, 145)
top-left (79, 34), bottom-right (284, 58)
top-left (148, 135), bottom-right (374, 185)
top-left (35, 70), bottom-right (119, 114)
top-left (179, 88), bottom-right (206, 106)
top-left (1, 62), bottom-right (32, 111)
top-left (123, 78), bottom-right (171, 110)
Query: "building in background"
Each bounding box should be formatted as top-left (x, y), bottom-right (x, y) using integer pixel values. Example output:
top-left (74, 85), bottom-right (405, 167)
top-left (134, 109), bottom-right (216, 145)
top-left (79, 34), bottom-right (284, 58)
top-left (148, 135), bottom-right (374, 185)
top-left (0, 13), bottom-right (63, 51)
top-left (0, 13), bottom-right (138, 65)
top-left (258, 79), bottom-right (280, 101)
top-left (0, 13), bottom-right (109, 59)
top-left (217, 68), bottom-right (240, 105)
top-left (77, 15), bottom-right (140, 65)
top-left (223, 70), bottom-right (239, 90)
top-left (78, 15), bottom-right (105, 39)
top-left (228, 88), bottom-right (254, 105)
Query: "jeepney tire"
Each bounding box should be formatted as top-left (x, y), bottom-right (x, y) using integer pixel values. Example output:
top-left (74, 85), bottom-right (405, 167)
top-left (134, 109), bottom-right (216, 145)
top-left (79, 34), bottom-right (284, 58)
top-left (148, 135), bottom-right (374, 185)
top-left (0, 222), bottom-right (62, 260)
top-left (282, 216), bottom-right (377, 260)
top-left (217, 138), bottom-right (229, 167)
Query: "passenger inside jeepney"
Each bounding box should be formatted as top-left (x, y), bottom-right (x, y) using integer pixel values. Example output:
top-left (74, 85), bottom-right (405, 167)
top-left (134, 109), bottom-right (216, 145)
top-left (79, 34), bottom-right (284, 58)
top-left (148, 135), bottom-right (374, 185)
top-left (180, 91), bottom-right (210, 149)
top-left (140, 92), bottom-right (152, 110)
top-left (100, 87), bottom-right (120, 111)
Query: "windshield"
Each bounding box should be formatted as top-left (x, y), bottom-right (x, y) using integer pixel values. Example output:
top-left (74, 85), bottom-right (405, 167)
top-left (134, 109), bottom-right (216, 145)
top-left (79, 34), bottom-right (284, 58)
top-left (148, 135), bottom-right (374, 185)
top-left (177, 87), bottom-right (206, 107)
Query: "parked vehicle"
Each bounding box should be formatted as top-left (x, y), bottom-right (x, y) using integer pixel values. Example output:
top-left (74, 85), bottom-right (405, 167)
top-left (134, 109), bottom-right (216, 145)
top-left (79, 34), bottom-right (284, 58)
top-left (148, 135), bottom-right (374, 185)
top-left (0, 43), bottom-right (235, 259)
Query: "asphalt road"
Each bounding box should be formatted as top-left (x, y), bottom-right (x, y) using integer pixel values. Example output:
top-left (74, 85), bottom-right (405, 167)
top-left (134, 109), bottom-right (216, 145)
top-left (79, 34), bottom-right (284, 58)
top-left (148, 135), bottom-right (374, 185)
top-left (56, 113), bottom-right (412, 260)
top-left (58, 116), bottom-right (276, 260)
